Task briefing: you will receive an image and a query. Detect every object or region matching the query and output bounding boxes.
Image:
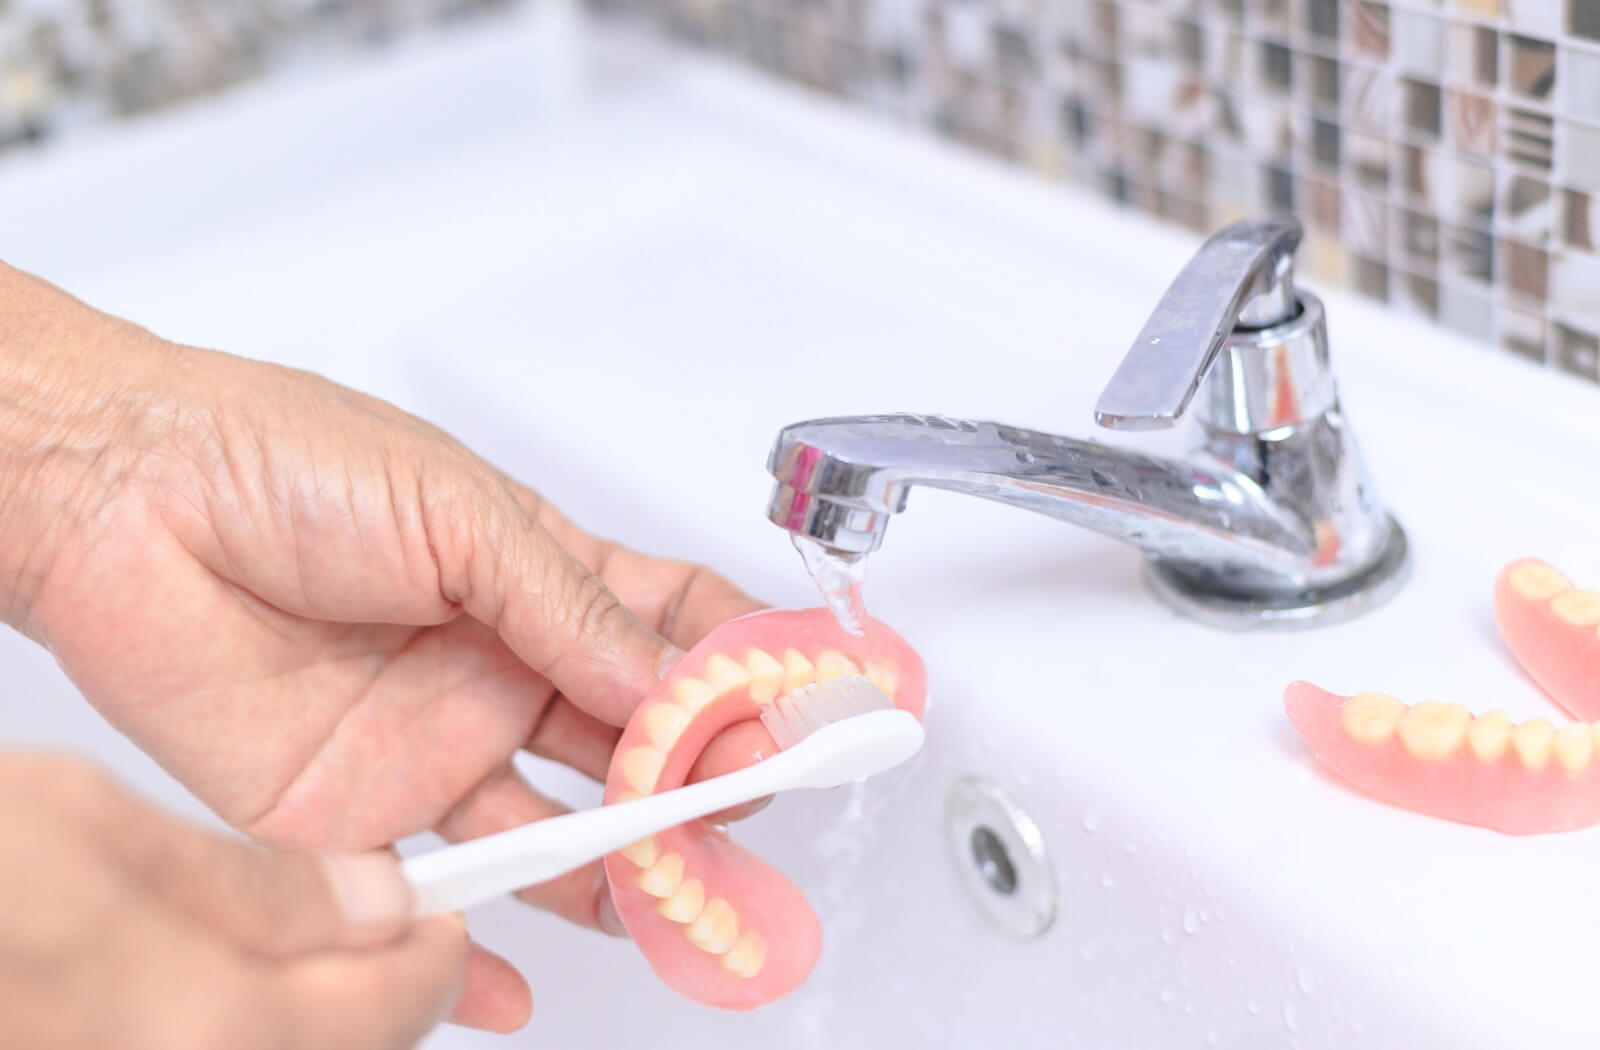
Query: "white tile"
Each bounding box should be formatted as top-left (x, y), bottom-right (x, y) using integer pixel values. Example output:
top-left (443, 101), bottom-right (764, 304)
top-left (1394, 10), bottom-right (1443, 77)
top-left (1560, 46), bottom-right (1600, 123)
top-left (1503, 0), bottom-right (1562, 36)
top-left (1562, 119), bottom-right (1600, 192)
top-left (1552, 250), bottom-right (1600, 317)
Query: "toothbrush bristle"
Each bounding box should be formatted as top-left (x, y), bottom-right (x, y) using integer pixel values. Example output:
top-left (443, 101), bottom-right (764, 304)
top-left (758, 674), bottom-right (895, 750)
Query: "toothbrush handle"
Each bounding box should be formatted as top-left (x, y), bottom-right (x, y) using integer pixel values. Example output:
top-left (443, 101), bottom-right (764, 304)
top-left (402, 750), bottom-right (791, 916)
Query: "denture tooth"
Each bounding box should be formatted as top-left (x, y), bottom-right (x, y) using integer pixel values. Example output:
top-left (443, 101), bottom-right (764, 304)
top-left (701, 653), bottom-right (752, 695)
top-left (643, 704), bottom-right (691, 751)
top-left (1510, 561), bottom-right (1573, 600)
top-left (815, 649), bottom-right (861, 681)
top-left (1340, 693), bottom-right (1406, 744)
top-left (865, 662), bottom-right (900, 700)
top-left (687, 898), bottom-right (739, 954)
top-left (674, 676), bottom-right (719, 714)
top-left (1555, 724), bottom-right (1594, 773)
top-left (745, 648), bottom-right (785, 704)
top-left (619, 837), bottom-right (659, 868)
top-left (621, 747), bottom-right (665, 792)
top-left (657, 877), bottom-right (705, 923)
top-left (722, 932), bottom-right (767, 978)
top-left (1396, 701), bottom-right (1471, 761)
top-left (782, 649), bottom-right (815, 693)
top-left (1551, 590), bottom-right (1600, 626)
top-left (637, 853), bottom-right (685, 898)
top-left (1466, 710), bottom-right (1513, 762)
top-left (1511, 719), bottom-right (1557, 770)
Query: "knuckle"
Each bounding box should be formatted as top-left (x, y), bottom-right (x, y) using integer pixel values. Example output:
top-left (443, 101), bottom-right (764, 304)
top-left (564, 568), bottom-right (624, 642)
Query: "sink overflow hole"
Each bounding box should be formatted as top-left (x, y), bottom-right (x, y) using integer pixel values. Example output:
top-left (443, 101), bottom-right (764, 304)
top-left (970, 826), bottom-right (1018, 895)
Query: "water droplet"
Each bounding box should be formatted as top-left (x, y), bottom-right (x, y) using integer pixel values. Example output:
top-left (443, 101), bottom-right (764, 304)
top-left (1205, 1030), bottom-right (1218, 1046)
top-left (1122, 841), bottom-right (1139, 855)
top-left (1184, 1001), bottom-right (1195, 1015)
top-left (1082, 812), bottom-right (1101, 833)
top-left (1079, 942), bottom-right (1095, 961)
top-left (1100, 871), bottom-right (1115, 888)
top-left (1283, 1002), bottom-right (1298, 1032)
top-left (1296, 966), bottom-right (1314, 996)
top-left (1160, 988), bottom-right (1177, 1006)
top-left (1160, 928), bottom-right (1174, 944)
top-left (1199, 908), bottom-right (1212, 924)
top-left (1182, 908), bottom-right (1199, 935)
top-left (1248, 1001), bottom-right (1262, 1016)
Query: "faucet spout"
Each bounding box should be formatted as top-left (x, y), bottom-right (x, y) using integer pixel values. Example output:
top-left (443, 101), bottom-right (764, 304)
top-left (765, 218), bottom-right (1409, 628)
top-left (768, 414), bottom-right (1324, 596)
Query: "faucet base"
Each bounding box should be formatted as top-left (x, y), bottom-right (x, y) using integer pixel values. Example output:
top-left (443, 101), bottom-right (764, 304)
top-left (1145, 517), bottom-right (1411, 630)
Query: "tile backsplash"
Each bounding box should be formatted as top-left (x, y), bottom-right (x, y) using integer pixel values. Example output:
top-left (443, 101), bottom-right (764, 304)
top-left (633, 0), bottom-right (1600, 383)
top-left (0, 1), bottom-right (514, 146)
top-left (4, 0), bottom-right (1599, 382)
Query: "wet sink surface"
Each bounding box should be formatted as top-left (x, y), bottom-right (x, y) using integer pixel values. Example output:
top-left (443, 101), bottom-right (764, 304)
top-left (5, 10), bottom-right (1600, 1049)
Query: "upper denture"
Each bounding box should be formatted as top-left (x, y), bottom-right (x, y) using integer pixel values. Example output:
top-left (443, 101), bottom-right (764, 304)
top-left (598, 608), bottom-right (926, 1008)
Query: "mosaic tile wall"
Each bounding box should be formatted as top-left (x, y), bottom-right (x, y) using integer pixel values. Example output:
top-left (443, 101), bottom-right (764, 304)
top-left (0, 0), bottom-right (514, 148)
top-left (4, 1), bottom-right (1599, 381)
top-left (635, 0), bottom-right (1600, 383)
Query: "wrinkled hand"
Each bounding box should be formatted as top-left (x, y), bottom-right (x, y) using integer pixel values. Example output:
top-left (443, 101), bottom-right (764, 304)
top-left (0, 263), bottom-right (764, 1031)
top-left (0, 754), bottom-right (466, 1050)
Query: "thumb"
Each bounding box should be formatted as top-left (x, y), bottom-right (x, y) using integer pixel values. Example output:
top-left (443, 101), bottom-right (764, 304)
top-left (273, 915), bottom-right (469, 1050)
top-left (445, 488), bottom-right (678, 726)
top-left (102, 785), bottom-right (416, 956)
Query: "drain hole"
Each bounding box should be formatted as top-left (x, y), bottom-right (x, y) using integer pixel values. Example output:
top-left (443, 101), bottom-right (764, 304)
top-left (970, 826), bottom-right (1018, 896)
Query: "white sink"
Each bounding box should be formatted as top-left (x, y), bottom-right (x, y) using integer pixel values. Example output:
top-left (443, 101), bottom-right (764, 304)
top-left (5, 9), bottom-right (1600, 1048)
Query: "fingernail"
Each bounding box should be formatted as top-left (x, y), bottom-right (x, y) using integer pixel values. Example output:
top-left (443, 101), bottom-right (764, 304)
top-left (656, 645), bottom-right (687, 679)
top-left (597, 890), bottom-right (629, 939)
top-left (447, 911), bottom-right (469, 933)
top-left (320, 851), bottom-right (413, 926)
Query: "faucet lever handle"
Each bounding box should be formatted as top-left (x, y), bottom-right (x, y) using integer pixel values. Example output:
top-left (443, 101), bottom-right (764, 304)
top-left (1094, 218), bottom-right (1303, 432)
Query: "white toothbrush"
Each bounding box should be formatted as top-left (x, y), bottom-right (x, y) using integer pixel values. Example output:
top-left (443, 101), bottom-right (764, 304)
top-left (401, 675), bottom-right (923, 916)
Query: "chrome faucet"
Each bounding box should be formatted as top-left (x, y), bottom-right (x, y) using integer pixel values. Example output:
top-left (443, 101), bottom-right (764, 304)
top-left (764, 217), bottom-right (1409, 628)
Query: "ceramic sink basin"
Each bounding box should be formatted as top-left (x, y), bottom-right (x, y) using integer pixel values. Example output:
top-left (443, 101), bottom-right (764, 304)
top-left (5, 9), bottom-right (1600, 1048)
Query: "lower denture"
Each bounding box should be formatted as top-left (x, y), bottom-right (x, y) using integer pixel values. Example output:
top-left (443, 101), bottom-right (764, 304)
top-left (1286, 683), bottom-right (1600, 834)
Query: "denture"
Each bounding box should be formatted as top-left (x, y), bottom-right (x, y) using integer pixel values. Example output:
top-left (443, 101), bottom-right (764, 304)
top-left (1494, 558), bottom-right (1600, 721)
top-left (601, 609), bottom-right (926, 1009)
top-left (1283, 683), bottom-right (1600, 834)
top-left (1283, 558), bottom-right (1600, 834)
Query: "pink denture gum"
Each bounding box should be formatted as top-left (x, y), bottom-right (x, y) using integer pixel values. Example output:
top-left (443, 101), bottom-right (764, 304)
top-left (1493, 558), bottom-right (1600, 721)
top-left (1283, 558), bottom-right (1600, 835)
top-left (601, 608), bottom-right (926, 1009)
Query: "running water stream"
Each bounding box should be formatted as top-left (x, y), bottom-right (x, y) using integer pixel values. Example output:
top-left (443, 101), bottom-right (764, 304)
top-left (792, 535), bottom-right (870, 635)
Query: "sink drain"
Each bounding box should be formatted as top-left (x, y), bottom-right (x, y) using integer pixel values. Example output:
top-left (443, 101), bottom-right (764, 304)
top-left (944, 777), bottom-right (1056, 939)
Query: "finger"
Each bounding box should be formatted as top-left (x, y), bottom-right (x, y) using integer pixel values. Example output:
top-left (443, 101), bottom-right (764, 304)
top-left (433, 765), bottom-right (612, 932)
top-left (685, 721), bottom-right (778, 823)
top-left (87, 779), bottom-right (414, 957)
top-left (444, 486), bottom-right (671, 727)
top-left (525, 695), bottom-right (620, 782)
top-left (505, 479), bottom-right (766, 647)
top-left (447, 938), bottom-right (534, 1034)
top-left (273, 914), bottom-right (468, 1050)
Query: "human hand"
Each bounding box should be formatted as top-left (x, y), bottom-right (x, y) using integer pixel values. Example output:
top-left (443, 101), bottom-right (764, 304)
top-left (0, 754), bottom-right (465, 1050)
top-left (0, 263), bottom-right (764, 1030)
